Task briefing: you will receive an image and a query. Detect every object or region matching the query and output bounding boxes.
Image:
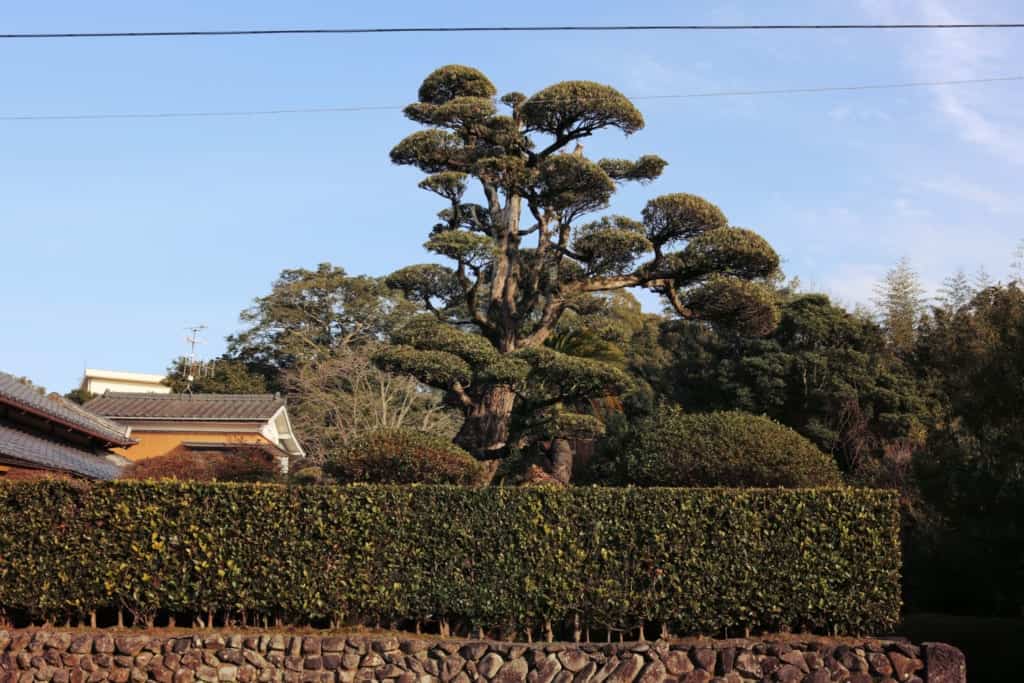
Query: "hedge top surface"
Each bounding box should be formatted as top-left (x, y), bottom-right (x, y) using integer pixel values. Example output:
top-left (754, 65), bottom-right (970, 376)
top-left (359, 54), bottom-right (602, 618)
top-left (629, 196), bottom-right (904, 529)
top-left (624, 409), bottom-right (844, 488)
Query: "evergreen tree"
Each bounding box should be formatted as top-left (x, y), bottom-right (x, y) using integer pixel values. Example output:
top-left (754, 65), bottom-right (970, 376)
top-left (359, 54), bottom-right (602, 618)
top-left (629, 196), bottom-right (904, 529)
top-left (376, 65), bottom-right (781, 465)
top-left (661, 293), bottom-right (932, 471)
top-left (974, 265), bottom-right (994, 291)
top-left (873, 256), bottom-right (926, 352)
top-left (914, 283), bottom-right (1024, 615)
top-left (936, 268), bottom-right (974, 314)
top-left (1011, 238), bottom-right (1024, 284)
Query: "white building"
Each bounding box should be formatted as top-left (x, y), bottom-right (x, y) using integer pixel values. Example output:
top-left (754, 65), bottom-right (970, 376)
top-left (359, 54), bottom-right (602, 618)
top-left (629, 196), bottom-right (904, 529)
top-left (81, 368), bottom-right (171, 396)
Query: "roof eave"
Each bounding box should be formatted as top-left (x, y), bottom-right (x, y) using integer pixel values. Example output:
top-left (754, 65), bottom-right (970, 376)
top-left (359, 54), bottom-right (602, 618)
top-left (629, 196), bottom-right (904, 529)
top-left (0, 396), bottom-right (134, 447)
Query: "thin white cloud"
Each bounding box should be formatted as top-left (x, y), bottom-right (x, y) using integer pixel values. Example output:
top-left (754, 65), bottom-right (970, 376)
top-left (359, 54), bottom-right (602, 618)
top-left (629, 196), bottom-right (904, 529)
top-left (779, 195), bottom-right (1017, 306)
top-left (919, 176), bottom-right (1024, 215)
top-left (820, 262), bottom-right (888, 308)
top-left (860, 0), bottom-right (1024, 164)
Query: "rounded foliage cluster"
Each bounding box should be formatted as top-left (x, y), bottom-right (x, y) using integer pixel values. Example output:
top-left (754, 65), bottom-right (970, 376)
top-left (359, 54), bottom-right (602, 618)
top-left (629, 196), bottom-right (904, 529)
top-left (624, 409), bottom-right (842, 487)
top-left (417, 65), bottom-right (496, 104)
top-left (522, 81), bottom-right (644, 136)
top-left (642, 193), bottom-right (727, 247)
top-left (324, 428), bottom-right (486, 485)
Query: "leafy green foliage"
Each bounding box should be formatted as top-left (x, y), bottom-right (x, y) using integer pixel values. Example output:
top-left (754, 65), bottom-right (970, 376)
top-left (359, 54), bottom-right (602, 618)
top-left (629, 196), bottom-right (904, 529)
top-left (0, 481), bottom-right (900, 635)
top-left (619, 409), bottom-right (843, 488)
top-left (661, 294), bottom-right (933, 471)
top-left (416, 65), bottom-right (497, 105)
top-left (62, 387), bottom-right (95, 405)
top-left (373, 345), bottom-right (472, 388)
top-left (382, 65), bottom-right (783, 459)
top-left (912, 283), bottom-right (1024, 615)
top-left (680, 275), bottom-right (781, 337)
top-left (521, 81), bottom-right (645, 136)
top-left (534, 155), bottom-right (616, 217)
top-left (642, 193), bottom-right (728, 247)
top-left (390, 130), bottom-right (467, 173)
top-left (424, 230), bottom-right (496, 266)
top-left (572, 216), bottom-right (652, 276)
top-left (514, 346), bottom-right (633, 404)
top-left (597, 155), bottom-right (668, 183)
top-left (324, 429), bottom-right (486, 485)
top-left (872, 256), bottom-right (926, 352)
top-left (677, 227), bottom-right (780, 281)
top-left (226, 263), bottom-right (416, 386)
top-left (164, 357), bottom-right (268, 394)
top-left (385, 264), bottom-right (461, 310)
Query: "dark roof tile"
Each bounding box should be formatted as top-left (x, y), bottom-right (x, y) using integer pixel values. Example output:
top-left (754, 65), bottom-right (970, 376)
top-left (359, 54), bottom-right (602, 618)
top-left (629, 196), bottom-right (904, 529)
top-left (0, 424), bottom-right (124, 480)
top-left (0, 371), bottom-right (133, 446)
top-left (85, 392), bottom-right (284, 421)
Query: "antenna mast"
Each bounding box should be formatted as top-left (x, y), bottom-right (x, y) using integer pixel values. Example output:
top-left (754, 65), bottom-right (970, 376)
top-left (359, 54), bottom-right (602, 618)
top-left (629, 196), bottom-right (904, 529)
top-left (183, 324), bottom-right (207, 394)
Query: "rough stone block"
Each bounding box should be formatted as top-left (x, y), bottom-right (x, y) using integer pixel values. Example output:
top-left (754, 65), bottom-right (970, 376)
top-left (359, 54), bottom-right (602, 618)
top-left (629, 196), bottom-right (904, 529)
top-left (922, 643), bottom-right (966, 683)
top-left (113, 641), bottom-right (146, 659)
top-left (493, 657), bottom-right (529, 683)
top-left (67, 639), bottom-right (92, 657)
top-left (218, 665), bottom-right (238, 682)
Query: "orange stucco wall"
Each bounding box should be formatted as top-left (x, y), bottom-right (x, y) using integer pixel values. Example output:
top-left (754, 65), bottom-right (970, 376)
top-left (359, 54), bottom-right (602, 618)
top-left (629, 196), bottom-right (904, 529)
top-left (115, 431), bottom-right (271, 461)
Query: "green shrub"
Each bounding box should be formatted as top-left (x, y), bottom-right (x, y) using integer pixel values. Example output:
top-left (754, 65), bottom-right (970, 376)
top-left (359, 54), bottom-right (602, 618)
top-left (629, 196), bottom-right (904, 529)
top-left (324, 428), bottom-right (486, 485)
top-left (0, 481), bottom-right (899, 635)
top-left (623, 409), bottom-right (843, 487)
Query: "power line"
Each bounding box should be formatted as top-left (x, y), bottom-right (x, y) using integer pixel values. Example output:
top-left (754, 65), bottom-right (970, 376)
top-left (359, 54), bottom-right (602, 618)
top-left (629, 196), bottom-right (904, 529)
top-left (1, 76), bottom-right (1020, 123)
top-left (0, 104), bottom-right (400, 122)
top-left (1, 23), bottom-right (1023, 39)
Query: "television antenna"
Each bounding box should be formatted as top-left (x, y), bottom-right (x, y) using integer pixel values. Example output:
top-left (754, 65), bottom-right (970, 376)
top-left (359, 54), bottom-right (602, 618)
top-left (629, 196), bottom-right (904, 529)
top-left (183, 324), bottom-right (208, 393)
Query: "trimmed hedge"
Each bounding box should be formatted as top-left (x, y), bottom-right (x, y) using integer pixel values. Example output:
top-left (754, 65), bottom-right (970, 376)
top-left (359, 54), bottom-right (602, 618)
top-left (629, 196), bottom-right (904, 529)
top-left (324, 429), bottom-right (486, 485)
top-left (624, 410), bottom-right (843, 487)
top-left (0, 481), bottom-right (900, 635)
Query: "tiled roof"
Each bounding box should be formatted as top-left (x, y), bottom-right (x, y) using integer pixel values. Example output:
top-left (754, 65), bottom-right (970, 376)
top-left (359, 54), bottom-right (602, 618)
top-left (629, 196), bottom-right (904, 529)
top-left (86, 392), bottom-right (284, 421)
top-left (0, 424), bottom-right (123, 480)
top-left (0, 371), bottom-right (134, 446)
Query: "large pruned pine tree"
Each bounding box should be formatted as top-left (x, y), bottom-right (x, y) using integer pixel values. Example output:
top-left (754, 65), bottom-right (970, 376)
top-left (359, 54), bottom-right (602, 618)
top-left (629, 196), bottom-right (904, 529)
top-left (376, 65), bottom-right (781, 469)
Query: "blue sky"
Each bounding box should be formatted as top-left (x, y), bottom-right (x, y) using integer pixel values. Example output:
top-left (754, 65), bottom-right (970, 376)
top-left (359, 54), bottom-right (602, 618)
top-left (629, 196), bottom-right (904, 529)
top-left (2, 1), bottom-right (1022, 392)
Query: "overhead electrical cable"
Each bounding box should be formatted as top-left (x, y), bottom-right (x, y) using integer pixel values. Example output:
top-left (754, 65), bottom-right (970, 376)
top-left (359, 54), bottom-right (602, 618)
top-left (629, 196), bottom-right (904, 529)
top-left (1, 23), bottom-right (1023, 39)
top-left (1, 75), bottom-right (1020, 122)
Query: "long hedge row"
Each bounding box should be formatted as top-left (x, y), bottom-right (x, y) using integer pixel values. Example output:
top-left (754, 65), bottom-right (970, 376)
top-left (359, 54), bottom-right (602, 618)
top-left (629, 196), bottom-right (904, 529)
top-left (0, 481), bottom-right (900, 635)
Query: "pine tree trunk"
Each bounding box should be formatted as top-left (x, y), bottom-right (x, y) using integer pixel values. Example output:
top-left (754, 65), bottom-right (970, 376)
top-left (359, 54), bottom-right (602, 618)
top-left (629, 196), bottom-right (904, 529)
top-left (454, 385), bottom-right (516, 465)
top-left (547, 438), bottom-right (574, 484)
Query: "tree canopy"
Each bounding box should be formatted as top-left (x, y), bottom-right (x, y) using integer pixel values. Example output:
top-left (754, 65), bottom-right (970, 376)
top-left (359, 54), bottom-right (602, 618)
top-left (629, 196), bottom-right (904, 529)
top-left (227, 263), bottom-right (416, 385)
top-left (661, 293), bottom-right (934, 471)
top-left (376, 65), bottom-right (782, 467)
top-left (912, 283), bottom-right (1024, 615)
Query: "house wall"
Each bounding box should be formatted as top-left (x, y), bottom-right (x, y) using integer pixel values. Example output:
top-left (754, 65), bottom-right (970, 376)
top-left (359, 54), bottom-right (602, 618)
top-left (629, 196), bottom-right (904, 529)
top-left (84, 377), bottom-right (171, 395)
top-left (113, 431), bottom-right (272, 461)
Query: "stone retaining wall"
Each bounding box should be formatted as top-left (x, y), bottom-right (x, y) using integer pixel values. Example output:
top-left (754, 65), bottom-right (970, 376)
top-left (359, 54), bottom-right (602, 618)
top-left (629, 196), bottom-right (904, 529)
top-left (0, 632), bottom-right (965, 683)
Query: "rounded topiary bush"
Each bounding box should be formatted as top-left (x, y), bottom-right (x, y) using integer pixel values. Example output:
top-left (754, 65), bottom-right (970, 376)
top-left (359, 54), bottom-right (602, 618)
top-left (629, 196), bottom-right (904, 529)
top-left (624, 409), bottom-right (842, 487)
top-left (324, 428), bottom-right (486, 485)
